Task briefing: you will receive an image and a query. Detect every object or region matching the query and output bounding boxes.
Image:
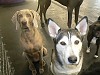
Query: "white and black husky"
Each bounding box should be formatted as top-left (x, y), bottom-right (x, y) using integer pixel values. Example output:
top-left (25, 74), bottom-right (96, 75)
top-left (48, 16), bottom-right (88, 75)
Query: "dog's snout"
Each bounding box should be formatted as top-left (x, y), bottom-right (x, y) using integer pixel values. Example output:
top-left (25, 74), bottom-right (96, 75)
top-left (22, 21), bottom-right (27, 25)
top-left (68, 56), bottom-right (77, 63)
top-left (21, 20), bottom-right (29, 29)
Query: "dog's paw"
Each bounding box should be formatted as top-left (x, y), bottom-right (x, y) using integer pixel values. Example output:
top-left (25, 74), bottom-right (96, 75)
top-left (29, 65), bottom-right (37, 75)
top-left (32, 70), bottom-right (37, 75)
top-left (86, 47), bottom-right (90, 53)
top-left (94, 55), bottom-right (98, 58)
top-left (39, 68), bottom-right (44, 74)
top-left (29, 65), bottom-right (37, 74)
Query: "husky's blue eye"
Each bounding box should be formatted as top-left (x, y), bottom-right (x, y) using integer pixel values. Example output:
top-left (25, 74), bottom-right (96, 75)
top-left (74, 40), bottom-right (79, 45)
top-left (60, 41), bottom-right (66, 45)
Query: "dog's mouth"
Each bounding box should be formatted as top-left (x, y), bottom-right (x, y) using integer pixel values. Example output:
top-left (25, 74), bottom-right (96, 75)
top-left (69, 63), bottom-right (78, 65)
top-left (23, 27), bottom-right (29, 29)
top-left (22, 27), bottom-right (29, 31)
top-left (67, 62), bottom-right (79, 65)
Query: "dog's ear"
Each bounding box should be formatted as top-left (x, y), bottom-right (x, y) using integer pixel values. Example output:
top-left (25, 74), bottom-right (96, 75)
top-left (48, 18), bottom-right (61, 38)
top-left (98, 16), bottom-right (100, 21)
top-left (30, 10), bottom-right (40, 28)
top-left (11, 11), bottom-right (19, 30)
top-left (76, 16), bottom-right (88, 36)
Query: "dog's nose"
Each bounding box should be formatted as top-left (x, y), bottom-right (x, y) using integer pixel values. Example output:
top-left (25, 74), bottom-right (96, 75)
top-left (68, 56), bottom-right (77, 63)
top-left (22, 21), bottom-right (27, 25)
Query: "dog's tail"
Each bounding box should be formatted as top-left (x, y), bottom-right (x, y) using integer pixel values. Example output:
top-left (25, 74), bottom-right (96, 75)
top-left (36, 0), bottom-right (40, 12)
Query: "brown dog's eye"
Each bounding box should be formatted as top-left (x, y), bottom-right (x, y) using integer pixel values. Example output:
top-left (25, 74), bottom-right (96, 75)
top-left (19, 14), bottom-right (23, 18)
top-left (74, 40), bottom-right (79, 45)
top-left (26, 14), bottom-right (31, 17)
top-left (60, 41), bottom-right (66, 45)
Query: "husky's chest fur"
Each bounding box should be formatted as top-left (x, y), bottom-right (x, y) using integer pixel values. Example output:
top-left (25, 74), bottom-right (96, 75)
top-left (51, 55), bottom-right (83, 75)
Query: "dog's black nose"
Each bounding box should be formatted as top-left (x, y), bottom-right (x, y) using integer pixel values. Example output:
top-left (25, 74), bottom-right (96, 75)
top-left (68, 56), bottom-right (77, 63)
top-left (22, 21), bottom-right (27, 25)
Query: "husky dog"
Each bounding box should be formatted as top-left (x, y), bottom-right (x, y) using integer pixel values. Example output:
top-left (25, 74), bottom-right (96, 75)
top-left (48, 17), bottom-right (88, 75)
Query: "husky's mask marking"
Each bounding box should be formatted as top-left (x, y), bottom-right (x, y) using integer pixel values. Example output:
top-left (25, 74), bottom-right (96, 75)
top-left (48, 17), bottom-right (88, 75)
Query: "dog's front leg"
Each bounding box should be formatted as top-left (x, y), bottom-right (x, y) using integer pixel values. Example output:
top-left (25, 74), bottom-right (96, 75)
top-left (42, 46), bottom-right (48, 66)
top-left (29, 63), bottom-right (37, 75)
top-left (39, 46), bottom-right (45, 74)
top-left (94, 44), bottom-right (99, 58)
top-left (94, 39), bottom-right (100, 58)
top-left (86, 31), bottom-right (93, 53)
top-left (23, 52), bottom-right (37, 75)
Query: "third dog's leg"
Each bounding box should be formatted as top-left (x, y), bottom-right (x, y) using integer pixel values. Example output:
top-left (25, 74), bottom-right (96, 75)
top-left (43, 0), bottom-right (51, 24)
top-left (86, 33), bottom-right (93, 53)
top-left (36, 0), bottom-right (40, 11)
top-left (40, 1), bottom-right (45, 27)
top-left (75, 6), bottom-right (80, 25)
top-left (67, 8), bottom-right (73, 28)
top-left (94, 39), bottom-right (100, 58)
top-left (75, 0), bottom-right (83, 26)
top-left (94, 44), bottom-right (99, 58)
top-left (86, 41), bottom-right (91, 53)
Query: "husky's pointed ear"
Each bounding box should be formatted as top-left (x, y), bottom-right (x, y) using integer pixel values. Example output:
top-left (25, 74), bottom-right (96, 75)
top-left (48, 18), bottom-right (61, 38)
top-left (30, 10), bottom-right (40, 28)
top-left (11, 11), bottom-right (19, 30)
top-left (76, 16), bottom-right (88, 36)
top-left (98, 16), bottom-right (100, 21)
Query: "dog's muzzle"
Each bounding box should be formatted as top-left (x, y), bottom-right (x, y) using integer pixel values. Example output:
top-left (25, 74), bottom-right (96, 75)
top-left (68, 56), bottom-right (77, 64)
top-left (21, 21), bottom-right (29, 30)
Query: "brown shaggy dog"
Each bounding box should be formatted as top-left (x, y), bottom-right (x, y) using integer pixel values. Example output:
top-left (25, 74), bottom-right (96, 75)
top-left (12, 9), bottom-right (47, 75)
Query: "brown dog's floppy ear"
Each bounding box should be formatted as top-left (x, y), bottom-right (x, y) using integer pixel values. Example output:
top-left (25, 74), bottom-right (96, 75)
top-left (11, 11), bottom-right (19, 30)
top-left (30, 10), bottom-right (40, 28)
